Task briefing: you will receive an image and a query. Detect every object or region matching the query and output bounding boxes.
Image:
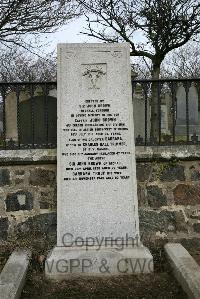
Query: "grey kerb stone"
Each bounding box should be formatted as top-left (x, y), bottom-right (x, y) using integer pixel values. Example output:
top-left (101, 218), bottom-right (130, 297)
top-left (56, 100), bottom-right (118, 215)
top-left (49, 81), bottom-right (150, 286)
top-left (165, 243), bottom-right (200, 299)
top-left (0, 249), bottom-right (31, 299)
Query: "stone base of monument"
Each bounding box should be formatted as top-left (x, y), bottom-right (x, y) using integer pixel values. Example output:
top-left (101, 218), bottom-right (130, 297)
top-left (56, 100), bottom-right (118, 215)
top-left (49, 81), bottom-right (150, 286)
top-left (45, 245), bottom-right (153, 280)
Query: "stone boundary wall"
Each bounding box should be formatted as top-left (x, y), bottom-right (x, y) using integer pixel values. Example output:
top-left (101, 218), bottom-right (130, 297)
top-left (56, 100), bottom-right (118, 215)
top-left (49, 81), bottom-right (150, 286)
top-left (0, 146), bottom-right (200, 247)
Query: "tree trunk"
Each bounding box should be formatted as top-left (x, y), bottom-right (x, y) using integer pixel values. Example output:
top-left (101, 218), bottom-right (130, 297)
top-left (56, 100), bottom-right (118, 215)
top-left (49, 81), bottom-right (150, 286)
top-left (150, 62), bottom-right (161, 142)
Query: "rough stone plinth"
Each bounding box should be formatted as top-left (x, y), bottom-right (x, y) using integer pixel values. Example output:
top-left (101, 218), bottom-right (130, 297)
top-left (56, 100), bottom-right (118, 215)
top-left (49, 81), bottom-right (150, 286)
top-left (45, 245), bottom-right (153, 279)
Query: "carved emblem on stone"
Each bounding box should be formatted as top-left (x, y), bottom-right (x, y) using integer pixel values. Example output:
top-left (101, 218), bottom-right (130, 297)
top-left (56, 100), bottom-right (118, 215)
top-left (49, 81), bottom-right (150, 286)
top-left (65, 52), bottom-right (76, 59)
top-left (111, 51), bottom-right (122, 58)
top-left (82, 65), bottom-right (106, 89)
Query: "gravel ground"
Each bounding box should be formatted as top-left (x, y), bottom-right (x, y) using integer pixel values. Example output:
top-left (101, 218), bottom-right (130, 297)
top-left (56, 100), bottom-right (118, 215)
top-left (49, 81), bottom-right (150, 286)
top-left (20, 269), bottom-right (187, 299)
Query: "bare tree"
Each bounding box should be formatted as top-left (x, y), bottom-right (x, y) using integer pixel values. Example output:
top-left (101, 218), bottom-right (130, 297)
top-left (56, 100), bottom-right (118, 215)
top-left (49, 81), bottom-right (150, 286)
top-left (0, 0), bottom-right (78, 49)
top-left (0, 48), bottom-right (56, 82)
top-left (164, 42), bottom-right (200, 78)
top-left (131, 57), bottom-right (152, 79)
top-left (78, 0), bottom-right (200, 139)
top-left (132, 41), bottom-right (200, 79)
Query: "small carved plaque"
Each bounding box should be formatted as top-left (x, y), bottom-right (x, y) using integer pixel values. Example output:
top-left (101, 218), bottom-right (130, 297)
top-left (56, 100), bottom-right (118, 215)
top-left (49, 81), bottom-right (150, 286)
top-left (82, 64), bottom-right (107, 89)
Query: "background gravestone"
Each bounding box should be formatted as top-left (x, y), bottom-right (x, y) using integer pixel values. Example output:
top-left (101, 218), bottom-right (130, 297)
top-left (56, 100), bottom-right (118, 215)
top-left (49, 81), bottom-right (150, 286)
top-left (133, 84), bottom-right (150, 142)
top-left (19, 95), bottom-right (57, 146)
top-left (176, 84), bottom-right (199, 136)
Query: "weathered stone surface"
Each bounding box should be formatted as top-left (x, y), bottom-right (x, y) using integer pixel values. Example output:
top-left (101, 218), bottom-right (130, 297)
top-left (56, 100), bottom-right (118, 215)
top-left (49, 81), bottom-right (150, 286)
top-left (181, 238), bottom-right (200, 253)
top-left (139, 209), bottom-right (176, 233)
top-left (29, 168), bottom-right (56, 187)
top-left (14, 178), bottom-right (24, 185)
top-left (160, 165), bottom-right (185, 182)
top-left (191, 171), bottom-right (200, 181)
top-left (6, 191), bottom-right (33, 212)
top-left (137, 184), bottom-right (147, 207)
top-left (39, 201), bottom-right (50, 209)
top-left (40, 189), bottom-right (56, 209)
top-left (135, 145), bottom-right (200, 161)
top-left (173, 184), bottom-right (200, 205)
top-left (0, 194), bottom-right (6, 212)
top-left (190, 166), bottom-right (200, 181)
top-left (193, 223), bottom-right (200, 233)
top-left (136, 164), bottom-right (151, 182)
top-left (0, 169), bottom-right (10, 186)
top-left (190, 210), bottom-right (200, 220)
top-left (146, 185), bottom-right (167, 208)
top-left (15, 170), bottom-right (25, 176)
top-left (0, 217), bottom-right (8, 240)
top-left (174, 210), bottom-right (188, 232)
top-left (46, 246), bottom-right (153, 279)
top-left (41, 191), bottom-right (49, 197)
top-left (0, 149), bottom-right (57, 164)
top-left (17, 212), bottom-right (56, 236)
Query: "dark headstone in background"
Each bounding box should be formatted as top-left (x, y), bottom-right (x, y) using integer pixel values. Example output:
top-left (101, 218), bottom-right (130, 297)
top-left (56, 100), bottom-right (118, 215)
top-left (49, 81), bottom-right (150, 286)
top-left (19, 95), bottom-right (57, 146)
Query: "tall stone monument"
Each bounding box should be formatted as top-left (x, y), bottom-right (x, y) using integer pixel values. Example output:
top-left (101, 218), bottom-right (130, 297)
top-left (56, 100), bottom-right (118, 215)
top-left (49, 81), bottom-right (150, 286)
top-left (45, 43), bottom-right (153, 279)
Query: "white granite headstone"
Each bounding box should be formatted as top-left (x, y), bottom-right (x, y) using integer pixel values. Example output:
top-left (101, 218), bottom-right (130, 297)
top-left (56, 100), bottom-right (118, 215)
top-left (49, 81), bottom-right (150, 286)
top-left (46, 43), bottom-right (153, 279)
